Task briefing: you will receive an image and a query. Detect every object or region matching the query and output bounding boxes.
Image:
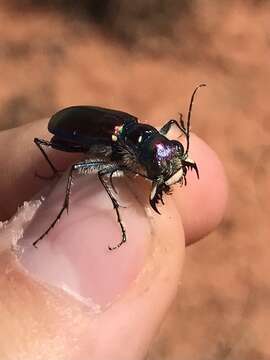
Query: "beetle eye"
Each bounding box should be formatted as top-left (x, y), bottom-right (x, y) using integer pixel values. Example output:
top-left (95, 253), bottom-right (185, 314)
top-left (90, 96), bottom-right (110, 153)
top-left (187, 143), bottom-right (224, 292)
top-left (171, 140), bottom-right (184, 155)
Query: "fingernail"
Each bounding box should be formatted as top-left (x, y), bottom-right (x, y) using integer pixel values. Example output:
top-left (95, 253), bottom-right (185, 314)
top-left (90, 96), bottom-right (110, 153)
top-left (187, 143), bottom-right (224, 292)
top-left (17, 173), bottom-right (150, 307)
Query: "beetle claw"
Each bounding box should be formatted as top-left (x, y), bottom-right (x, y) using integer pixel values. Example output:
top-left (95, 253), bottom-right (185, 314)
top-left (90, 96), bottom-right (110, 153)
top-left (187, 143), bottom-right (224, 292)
top-left (150, 198), bottom-right (161, 214)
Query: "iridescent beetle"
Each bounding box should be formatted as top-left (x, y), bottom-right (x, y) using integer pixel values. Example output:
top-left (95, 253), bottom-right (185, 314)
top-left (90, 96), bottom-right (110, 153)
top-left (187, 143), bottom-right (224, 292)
top-left (34, 84), bottom-right (205, 249)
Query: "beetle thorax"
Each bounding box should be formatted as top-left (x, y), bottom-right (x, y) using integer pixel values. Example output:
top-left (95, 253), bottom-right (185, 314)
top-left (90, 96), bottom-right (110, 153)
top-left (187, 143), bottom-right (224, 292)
top-left (138, 135), bottom-right (184, 180)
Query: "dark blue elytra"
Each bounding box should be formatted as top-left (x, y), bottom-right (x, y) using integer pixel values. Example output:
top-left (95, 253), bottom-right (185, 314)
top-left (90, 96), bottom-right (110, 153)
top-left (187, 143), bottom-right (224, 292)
top-left (48, 106), bottom-right (138, 147)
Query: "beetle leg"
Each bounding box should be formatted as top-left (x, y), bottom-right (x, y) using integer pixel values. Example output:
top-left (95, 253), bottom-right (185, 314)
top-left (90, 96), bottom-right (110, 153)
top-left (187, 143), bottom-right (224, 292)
top-left (159, 119), bottom-right (180, 135)
top-left (33, 160), bottom-right (109, 247)
top-left (98, 167), bottom-right (127, 250)
top-left (109, 170), bottom-right (118, 195)
top-left (159, 113), bottom-right (186, 135)
top-left (33, 163), bottom-right (75, 247)
top-left (34, 138), bottom-right (62, 179)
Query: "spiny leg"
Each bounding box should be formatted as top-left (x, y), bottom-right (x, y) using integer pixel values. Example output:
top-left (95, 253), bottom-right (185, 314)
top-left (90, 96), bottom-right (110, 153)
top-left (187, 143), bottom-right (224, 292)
top-left (33, 160), bottom-right (109, 247)
top-left (34, 137), bottom-right (62, 179)
top-left (33, 164), bottom-right (76, 247)
top-left (109, 169), bottom-right (128, 210)
top-left (109, 170), bottom-right (118, 194)
top-left (98, 167), bottom-right (126, 250)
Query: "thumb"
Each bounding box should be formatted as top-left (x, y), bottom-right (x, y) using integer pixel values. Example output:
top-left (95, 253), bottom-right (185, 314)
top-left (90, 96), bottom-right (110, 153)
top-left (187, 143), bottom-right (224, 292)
top-left (0, 174), bottom-right (184, 360)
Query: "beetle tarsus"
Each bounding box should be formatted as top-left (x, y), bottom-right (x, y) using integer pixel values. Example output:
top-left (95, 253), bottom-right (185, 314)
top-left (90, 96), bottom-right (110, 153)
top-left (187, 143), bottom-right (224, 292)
top-left (108, 232), bottom-right (127, 250)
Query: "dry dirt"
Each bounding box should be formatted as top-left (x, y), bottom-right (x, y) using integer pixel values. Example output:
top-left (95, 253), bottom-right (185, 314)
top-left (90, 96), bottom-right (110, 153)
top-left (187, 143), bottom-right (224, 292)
top-left (0, 1), bottom-right (269, 359)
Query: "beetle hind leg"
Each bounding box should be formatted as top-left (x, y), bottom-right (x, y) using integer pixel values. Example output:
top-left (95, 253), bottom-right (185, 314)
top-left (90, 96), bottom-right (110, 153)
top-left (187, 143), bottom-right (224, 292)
top-left (34, 138), bottom-right (63, 180)
top-left (159, 116), bottom-right (187, 138)
top-left (32, 164), bottom-right (75, 247)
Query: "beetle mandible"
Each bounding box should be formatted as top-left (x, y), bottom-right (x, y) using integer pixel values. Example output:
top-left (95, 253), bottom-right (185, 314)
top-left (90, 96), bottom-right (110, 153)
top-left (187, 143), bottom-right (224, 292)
top-left (33, 84), bottom-right (205, 250)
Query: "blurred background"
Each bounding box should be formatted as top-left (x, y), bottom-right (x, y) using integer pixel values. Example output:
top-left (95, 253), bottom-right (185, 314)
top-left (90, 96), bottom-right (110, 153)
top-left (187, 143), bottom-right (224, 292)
top-left (0, 0), bottom-right (269, 359)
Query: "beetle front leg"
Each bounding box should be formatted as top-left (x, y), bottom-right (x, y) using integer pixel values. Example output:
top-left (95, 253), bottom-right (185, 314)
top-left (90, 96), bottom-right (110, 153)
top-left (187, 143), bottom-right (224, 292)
top-left (159, 115), bottom-right (186, 137)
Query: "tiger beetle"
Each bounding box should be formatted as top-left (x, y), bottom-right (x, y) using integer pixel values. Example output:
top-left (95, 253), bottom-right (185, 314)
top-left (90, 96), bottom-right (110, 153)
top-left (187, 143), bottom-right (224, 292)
top-left (33, 84), bottom-right (205, 250)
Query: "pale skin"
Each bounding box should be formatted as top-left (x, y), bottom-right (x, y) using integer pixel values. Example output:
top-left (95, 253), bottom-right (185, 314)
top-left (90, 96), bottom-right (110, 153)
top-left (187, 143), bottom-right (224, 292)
top-left (0, 118), bottom-right (228, 360)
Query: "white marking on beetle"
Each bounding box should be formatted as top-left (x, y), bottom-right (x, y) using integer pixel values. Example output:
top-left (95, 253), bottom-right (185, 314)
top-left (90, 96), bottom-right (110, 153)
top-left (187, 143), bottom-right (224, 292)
top-left (185, 157), bottom-right (195, 164)
top-left (150, 183), bottom-right (158, 200)
top-left (138, 135), bottom-right (142, 143)
top-left (165, 168), bottom-right (184, 186)
top-left (111, 170), bottom-right (124, 178)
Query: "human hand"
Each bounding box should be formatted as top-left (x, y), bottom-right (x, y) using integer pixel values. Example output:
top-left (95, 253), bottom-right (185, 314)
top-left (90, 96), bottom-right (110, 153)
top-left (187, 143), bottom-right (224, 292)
top-left (0, 118), bottom-right (227, 360)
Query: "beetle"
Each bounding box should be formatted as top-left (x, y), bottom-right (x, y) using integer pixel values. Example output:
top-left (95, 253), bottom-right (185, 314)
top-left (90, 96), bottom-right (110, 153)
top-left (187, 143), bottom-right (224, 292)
top-left (33, 84), bottom-right (205, 250)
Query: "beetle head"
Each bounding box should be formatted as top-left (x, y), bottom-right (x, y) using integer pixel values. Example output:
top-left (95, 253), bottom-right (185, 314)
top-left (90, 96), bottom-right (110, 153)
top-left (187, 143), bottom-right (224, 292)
top-left (149, 143), bottom-right (199, 214)
top-left (148, 83), bottom-right (205, 213)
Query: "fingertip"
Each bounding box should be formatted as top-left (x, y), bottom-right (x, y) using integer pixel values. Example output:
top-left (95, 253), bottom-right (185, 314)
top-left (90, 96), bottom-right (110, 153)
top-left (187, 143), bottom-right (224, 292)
top-left (174, 134), bottom-right (228, 245)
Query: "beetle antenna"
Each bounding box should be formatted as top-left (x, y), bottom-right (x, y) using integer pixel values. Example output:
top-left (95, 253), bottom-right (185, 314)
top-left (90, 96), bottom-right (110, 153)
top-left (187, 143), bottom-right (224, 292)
top-left (185, 83), bottom-right (206, 155)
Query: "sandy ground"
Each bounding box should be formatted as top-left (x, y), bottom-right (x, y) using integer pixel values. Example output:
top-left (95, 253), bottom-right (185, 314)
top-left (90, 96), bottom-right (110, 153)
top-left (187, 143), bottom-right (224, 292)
top-left (0, 1), bottom-right (269, 359)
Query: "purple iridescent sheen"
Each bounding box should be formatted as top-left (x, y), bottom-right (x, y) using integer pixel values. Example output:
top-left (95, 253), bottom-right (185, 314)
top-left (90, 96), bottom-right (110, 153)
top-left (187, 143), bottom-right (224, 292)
top-left (155, 142), bottom-right (176, 161)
